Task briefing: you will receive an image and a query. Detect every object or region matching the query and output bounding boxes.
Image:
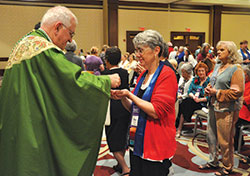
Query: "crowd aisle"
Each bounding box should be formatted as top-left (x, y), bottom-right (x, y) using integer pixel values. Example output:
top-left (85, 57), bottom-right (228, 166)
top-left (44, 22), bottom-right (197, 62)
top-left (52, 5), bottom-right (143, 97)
top-left (93, 124), bottom-right (250, 176)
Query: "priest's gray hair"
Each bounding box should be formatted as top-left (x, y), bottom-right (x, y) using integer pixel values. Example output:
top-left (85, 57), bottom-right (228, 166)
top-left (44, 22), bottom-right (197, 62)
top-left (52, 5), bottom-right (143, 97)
top-left (65, 40), bottom-right (77, 52)
top-left (180, 63), bottom-right (193, 75)
top-left (133, 30), bottom-right (164, 57)
top-left (41, 6), bottom-right (78, 27)
top-left (216, 41), bottom-right (242, 64)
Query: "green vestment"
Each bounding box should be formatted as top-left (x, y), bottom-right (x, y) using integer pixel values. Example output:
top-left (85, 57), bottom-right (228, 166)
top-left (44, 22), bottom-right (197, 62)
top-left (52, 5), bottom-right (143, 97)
top-left (0, 29), bottom-right (111, 176)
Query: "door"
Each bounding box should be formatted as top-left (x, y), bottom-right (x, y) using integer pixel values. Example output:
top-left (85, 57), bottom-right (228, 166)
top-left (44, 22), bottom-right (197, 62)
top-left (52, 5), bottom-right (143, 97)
top-left (171, 32), bottom-right (205, 54)
top-left (126, 31), bottom-right (141, 54)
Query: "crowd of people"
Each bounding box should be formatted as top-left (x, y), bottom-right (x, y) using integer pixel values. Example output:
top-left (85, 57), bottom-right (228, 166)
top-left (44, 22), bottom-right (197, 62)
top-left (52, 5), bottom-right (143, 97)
top-left (0, 5), bottom-right (249, 176)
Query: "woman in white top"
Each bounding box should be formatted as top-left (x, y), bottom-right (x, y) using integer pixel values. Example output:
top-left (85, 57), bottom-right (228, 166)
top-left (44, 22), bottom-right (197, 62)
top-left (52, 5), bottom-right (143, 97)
top-left (126, 53), bottom-right (138, 73)
top-left (119, 54), bottom-right (129, 69)
top-left (175, 63), bottom-right (194, 136)
top-left (169, 46), bottom-right (178, 60)
top-left (177, 63), bottom-right (194, 100)
top-left (183, 49), bottom-right (197, 68)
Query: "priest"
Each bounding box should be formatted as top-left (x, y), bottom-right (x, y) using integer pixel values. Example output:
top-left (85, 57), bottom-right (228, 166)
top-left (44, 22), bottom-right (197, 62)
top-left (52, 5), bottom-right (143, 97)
top-left (0, 6), bottom-right (120, 176)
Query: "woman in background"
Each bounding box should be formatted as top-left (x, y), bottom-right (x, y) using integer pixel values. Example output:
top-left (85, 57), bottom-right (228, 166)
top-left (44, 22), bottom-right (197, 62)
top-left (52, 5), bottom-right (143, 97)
top-left (176, 62), bottom-right (210, 137)
top-left (102, 47), bottom-right (131, 176)
top-left (119, 53), bottom-right (129, 69)
top-left (84, 46), bottom-right (105, 75)
top-left (183, 49), bottom-right (197, 68)
top-left (175, 63), bottom-right (194, 127)
top-left (197, 43), bottom-right (213, 62)
top-left (201, 41), bottom-right (244, 176)
top-left (234, 65), bottom-right (250, 151)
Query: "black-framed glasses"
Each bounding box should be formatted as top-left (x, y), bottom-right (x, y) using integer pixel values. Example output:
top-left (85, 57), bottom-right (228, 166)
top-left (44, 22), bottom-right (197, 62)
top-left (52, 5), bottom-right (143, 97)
top-left (62, 24), bottom-right (75, 38)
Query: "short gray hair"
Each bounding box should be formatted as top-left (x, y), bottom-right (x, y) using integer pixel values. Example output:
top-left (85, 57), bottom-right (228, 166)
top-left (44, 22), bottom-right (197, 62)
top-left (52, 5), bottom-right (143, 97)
top-left (161, 42), bottom-right (169, 58)
top-left (242, 65), bottom-right (250, 78)
top-left (216, 41), bottom-right (242, 64)
top-left (133, 30), bottom-right (164, 57)
top-left (65, 40), bottom-right (77, 52)
top-left (41, 6), bottom-right (78, 27)
top-left (201, 43), bottom-right (210, 51)
top-left (180, 63), bottom-right (193, 75)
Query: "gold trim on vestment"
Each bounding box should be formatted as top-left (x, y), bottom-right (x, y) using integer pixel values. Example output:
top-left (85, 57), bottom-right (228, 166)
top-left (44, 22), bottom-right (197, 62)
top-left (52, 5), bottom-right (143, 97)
top-left (6, 35), bottom-right (61, 69)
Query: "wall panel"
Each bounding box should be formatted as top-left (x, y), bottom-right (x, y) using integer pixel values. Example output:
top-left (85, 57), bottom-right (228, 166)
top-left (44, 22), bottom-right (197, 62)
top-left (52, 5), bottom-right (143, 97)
top-left (221, 14), bottom-right (250, 48)
top-left (0, 4), bottom-right (103, 57)
top-left (118, 9), bottom-right (210, 53)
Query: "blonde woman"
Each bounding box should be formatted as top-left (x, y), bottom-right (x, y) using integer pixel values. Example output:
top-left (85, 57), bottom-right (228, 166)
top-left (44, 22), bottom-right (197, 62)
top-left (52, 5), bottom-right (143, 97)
top-left (200, 41), bottom-right (244, 176)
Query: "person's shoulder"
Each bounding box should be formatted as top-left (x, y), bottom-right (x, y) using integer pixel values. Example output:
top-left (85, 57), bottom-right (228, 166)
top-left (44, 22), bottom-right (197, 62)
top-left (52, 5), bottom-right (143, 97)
top-left (190, 76), bottom-right (196, 83)
top-left (189, 54), bottom-right (194, 59)
top-left (112, 68), bottom-right (128, 76)
top-left (119, 67), bottom-right (128, 74)
top-left (101, 70), bottom-right (108, 75)
top-left (73, 54), bottom-right (82, 60)
top-left (245, 81), bottom-right (250, 89)
top-left (161, 64), bottom-right (176, 78)
top-left (206, 76), bottom-right (210, 82)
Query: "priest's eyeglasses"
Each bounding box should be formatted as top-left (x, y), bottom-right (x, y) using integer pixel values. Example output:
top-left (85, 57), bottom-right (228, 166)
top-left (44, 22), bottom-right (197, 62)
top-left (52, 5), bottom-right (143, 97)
top-left (62, 24), bottom-right (75, 38)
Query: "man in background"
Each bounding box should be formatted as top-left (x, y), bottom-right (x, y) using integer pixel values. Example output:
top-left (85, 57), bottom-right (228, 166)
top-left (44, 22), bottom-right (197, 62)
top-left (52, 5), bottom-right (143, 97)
top-left (65, 40), bottom-right (85, 70)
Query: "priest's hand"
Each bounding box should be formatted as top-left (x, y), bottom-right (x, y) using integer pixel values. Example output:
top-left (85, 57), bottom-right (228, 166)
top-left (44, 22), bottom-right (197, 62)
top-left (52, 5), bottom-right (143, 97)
top-left (108, 73), bottom-right (121, 88)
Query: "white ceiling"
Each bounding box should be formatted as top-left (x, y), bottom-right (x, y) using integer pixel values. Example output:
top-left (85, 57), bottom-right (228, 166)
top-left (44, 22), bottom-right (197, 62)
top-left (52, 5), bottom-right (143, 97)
top-left (121, 0), bottom-right (250, 8)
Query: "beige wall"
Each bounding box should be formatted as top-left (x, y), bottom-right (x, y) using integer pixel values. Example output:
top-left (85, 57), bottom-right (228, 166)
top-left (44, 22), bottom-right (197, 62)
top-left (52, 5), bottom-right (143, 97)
top-left (1, 4), bottom-right (250, 57)
top-left (221, 14), bottom-right (250, 48)
top-left (118, 9), bottom-right (210, 54)
top-left (0, 5), bottom-right (103, 57)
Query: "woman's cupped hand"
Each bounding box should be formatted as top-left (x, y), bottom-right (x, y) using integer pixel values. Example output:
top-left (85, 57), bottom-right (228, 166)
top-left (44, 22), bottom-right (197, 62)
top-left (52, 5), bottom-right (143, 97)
top-left (110, 89), bottom-right (130, 100)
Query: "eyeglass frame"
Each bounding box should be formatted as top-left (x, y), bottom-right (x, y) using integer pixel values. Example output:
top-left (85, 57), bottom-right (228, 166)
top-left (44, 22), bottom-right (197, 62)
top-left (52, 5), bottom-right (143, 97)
top-left (62, 23), bottom-right (75, 38)
top-left (134, 46), bottom-right (151, 55)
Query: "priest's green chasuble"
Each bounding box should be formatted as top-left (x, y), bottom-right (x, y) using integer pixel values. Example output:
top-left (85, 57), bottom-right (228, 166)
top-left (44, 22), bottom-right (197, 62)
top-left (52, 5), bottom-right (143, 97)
top-left (0, 29), bottom-right (111, 176)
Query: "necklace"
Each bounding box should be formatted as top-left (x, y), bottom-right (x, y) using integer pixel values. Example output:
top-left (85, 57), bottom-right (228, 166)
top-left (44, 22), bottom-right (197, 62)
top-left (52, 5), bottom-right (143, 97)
top-left (219, 63), bottom-right (230, 73)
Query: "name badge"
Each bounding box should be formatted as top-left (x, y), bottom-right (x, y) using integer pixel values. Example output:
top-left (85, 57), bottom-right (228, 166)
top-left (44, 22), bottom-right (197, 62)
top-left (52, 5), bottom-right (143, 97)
top-left (129, 105), bottom-right (140, 147)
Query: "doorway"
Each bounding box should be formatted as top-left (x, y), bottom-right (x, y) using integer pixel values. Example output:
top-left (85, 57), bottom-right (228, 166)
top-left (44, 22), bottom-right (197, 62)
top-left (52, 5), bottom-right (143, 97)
top-left (170, 32), bottom-right (205, 53)
top-left (126, 31), bottom-right (141, 54)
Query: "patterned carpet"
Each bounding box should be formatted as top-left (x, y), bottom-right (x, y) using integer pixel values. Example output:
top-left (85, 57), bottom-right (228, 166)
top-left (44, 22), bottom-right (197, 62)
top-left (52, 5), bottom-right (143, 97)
top-left (93, 128), bottom-right (250, 176)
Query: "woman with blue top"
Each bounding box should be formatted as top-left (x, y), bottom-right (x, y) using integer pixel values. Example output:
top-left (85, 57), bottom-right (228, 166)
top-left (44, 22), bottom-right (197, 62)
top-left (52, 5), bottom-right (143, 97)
top-left (176, 62), bottom-right (210, 137)
top-left (111, 30), bottom-right (178, 176)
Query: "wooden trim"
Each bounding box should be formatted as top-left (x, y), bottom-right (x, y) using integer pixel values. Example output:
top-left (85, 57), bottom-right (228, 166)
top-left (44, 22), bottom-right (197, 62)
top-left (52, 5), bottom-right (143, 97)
top-left (0, 58), bottom-right (7, 77)
top-left (119, 7), bottom-right (169, 12)
top-left (0, 0), bottom-right (102, 9)
top-left (170, 4), bottom-right (210, 11)
top-left (108, 0), bottom-right (118, 47)
top-left (222, 12), bottom-right (250, 16)
top-left (103, 0), bottom-right (109, 45)
top-left (119, 1), bottom-right (168, 8)
top-left (212, 5), bottom-right (222, 48)
top-left (209, 6), bottom-right (214, 45)
top-left (0, 57), bottom-right (8, 61)
top-left (1, 0), bottom-right (102, 5)
top-left (168, 10), bottom-right (209, 14)
top-left (119, 3), bottom-right (210, 13)
top-left (171, 31), bottom-right (205, 37)
top-left (222, 6), bottom-right (250, 13)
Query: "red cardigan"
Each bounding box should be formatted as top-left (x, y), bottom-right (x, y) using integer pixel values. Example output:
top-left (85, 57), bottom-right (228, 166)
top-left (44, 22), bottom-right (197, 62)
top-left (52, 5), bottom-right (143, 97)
top-left (239, 81), bottom-right (250, 122)
top-left (134, 65), bottom-right (178, 160)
